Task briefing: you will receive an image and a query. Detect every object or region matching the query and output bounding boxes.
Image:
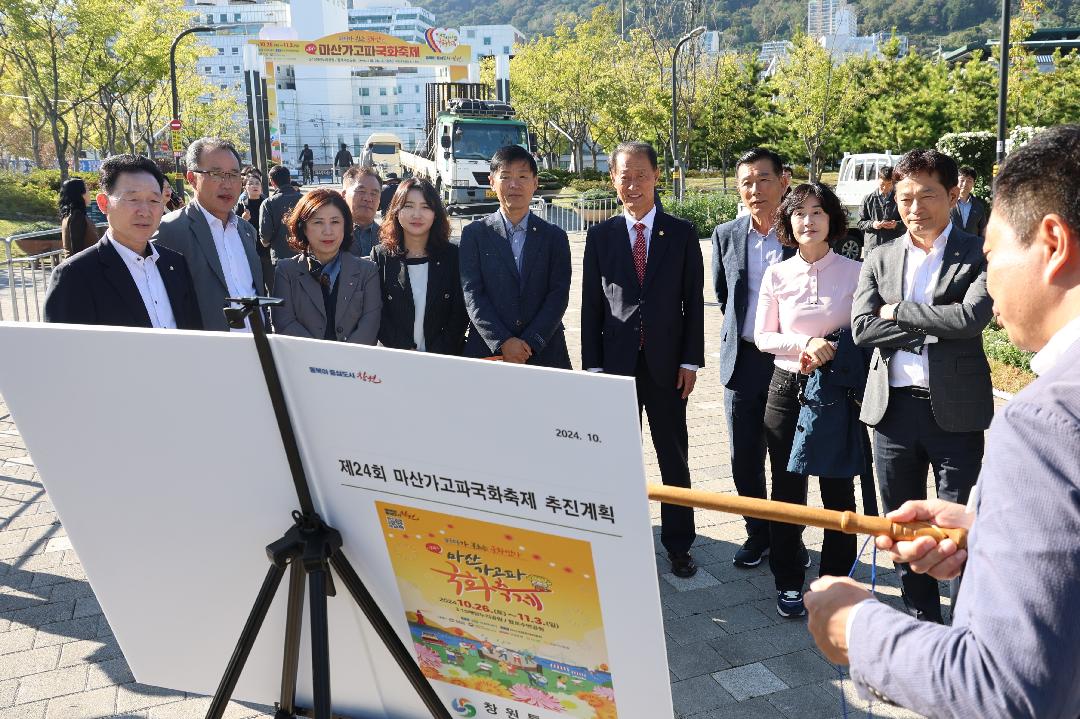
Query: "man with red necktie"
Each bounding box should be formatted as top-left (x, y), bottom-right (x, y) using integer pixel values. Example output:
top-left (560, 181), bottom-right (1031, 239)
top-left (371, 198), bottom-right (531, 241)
top-left (581, 141), bottom-right (706, 578)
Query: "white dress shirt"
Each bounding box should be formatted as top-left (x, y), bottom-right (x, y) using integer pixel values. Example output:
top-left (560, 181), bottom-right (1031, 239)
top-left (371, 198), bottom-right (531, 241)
top-left (742, 223), bottom-right (785, 340)
top-left (108, 234), bottom-right (177, 329)
top-left (588, 206), bottom-right (696, 373)
top-left (196, 202), bottom-right (256, 332)
top-left (1030, 315), bottom-right (1080, 376)
top-left (888, 226), bottom-right (949, 388)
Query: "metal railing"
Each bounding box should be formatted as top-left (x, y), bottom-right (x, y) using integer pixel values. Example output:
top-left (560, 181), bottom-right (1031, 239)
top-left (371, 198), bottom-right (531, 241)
top-left (448, 194), bottom-right (621, 239)
top-left (1, 229), bottom-right (65, 322)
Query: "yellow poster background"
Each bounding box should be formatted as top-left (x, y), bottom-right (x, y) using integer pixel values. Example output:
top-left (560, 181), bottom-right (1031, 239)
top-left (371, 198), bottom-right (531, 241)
top-left (378, 501), bottom-right (618, 718)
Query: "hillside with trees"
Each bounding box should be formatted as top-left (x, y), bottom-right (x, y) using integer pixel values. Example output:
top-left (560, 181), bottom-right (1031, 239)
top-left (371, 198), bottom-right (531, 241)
top-left (414, 0), bottom-right (1080, 50)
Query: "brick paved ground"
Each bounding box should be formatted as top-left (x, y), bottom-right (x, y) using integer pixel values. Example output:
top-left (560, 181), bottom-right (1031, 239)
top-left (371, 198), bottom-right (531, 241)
top-left (0, 234), bottom-right (986, 718)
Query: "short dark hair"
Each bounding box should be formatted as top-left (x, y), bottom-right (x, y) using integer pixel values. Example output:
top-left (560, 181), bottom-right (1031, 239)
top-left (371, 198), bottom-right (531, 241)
top-left (879, 165), bottom-right (894, 181)
top-left (268, 165), bottom-right (291, 187)
top-left (186, 137), bottom-right (242, 170)
top-left (490, 144), bottom-right (537, 175)
top-left (958, 166), bottom-right (977, 181)
top-left (736, 148), bottom-right (784, 176)
top-left (610, 141), bottom-right (658, 172)
top-left (99, 154), bottom-right (166, 195)
top-left (378, 178), bottom-right (450, 255)
top-left (775, 182), bottom-right (848, 248)
top-left (893, 149), bottom-right (958, 190)
top-left (994, 124), bottom-right (1080, 247)
top-left (342, 165), bottom-right (382, 187)
top-left (285, 188), bottom-right (354, 255)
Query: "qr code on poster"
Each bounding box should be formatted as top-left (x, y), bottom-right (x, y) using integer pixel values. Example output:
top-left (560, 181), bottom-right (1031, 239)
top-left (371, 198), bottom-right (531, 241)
top-left (386, 516), bottom-right (405, 531)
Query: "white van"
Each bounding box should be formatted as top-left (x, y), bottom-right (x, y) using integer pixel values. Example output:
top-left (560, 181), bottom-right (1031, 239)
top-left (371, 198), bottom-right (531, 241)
top-left (362, 133), bottom-right (403, 179)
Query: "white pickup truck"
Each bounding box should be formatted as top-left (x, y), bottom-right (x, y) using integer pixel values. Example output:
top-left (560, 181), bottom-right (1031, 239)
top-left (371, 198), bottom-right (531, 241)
top-left (833, 151), bottom-right (899, 259)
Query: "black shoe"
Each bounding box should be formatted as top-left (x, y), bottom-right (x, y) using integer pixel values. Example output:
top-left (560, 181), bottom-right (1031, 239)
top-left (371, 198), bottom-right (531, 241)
top-left (733, 537), bottom-right (769, 568)
top-left (776, 589), bottom-right (807, 618)
top-left (668, 552), bottom-right (698, 578)
top-left (798, 543), bottom-right (812, 569)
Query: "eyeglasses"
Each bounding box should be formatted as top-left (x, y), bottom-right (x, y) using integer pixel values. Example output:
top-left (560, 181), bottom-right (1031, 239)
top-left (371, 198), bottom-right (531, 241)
top-left (191, 169), bottom-right (242, 183)
top-left (108, 196), bottom-right (164, 209)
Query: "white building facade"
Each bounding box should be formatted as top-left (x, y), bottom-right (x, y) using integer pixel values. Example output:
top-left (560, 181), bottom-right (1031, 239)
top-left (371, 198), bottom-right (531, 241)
top-left (183, 0), bottom-right (522, 169)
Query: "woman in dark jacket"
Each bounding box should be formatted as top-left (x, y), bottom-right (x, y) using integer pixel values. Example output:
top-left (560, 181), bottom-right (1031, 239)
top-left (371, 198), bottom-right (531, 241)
top-left (370, 178), bottom-right (467, 355)
top-left (59, 178), bottom-right (98, 258)
top-left (270, 188), bottom-right (381, 344)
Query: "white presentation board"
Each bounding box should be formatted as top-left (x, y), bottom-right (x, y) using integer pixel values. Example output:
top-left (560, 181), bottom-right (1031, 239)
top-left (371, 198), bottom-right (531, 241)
top-left (0, 322), bottom-right (673, 719)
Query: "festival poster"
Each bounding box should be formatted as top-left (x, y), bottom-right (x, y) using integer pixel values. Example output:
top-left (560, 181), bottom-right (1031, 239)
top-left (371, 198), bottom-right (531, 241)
top-left (377, 502), bottom-right (619, 719)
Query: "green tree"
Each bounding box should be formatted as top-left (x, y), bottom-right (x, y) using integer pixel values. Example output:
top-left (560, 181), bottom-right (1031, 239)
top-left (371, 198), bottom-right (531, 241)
top-left (691, 53), bottom-right (758, 189)
top-left (770, 34), bottom-right (860, 181)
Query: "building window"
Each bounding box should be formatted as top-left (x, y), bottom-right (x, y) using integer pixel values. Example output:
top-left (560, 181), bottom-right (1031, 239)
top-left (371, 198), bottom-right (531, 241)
top-left (380, 105), bottom-right (388, 115)
top-left (234, 13), bottom-right (241, 22)
top-left (233, 65), bottom-right (240, 72)
top-left (231, 47), bottom-right (239, 55)
top-left (204, 67), bottom-right (212, 74)
top-left (217, 47), bottom-right (224, 55)
top-left (414, 84), bottom-right (419, 93)
top-left (379, 87), bottom-right (387, 96)
top-left (483, 37), bottom-right (491, 46)
top-left (503, 46), bottom-right (510, 54)
top-left (360, 87), bottom-right (370, 97)
top-left (280, 124), bottom-right (286, 135)
top-left (219, 66), bottom-right (226, 73)
top-left (206, 14), bottom-right (213, 23)
top-left (219, 13), bottom-right (227, 22)
top-left (361, 106), bottom-right (371, 116)
top-left (415, 103), bottom-right (421, 112)
top-left (466, 29), bottom-right (475, 38)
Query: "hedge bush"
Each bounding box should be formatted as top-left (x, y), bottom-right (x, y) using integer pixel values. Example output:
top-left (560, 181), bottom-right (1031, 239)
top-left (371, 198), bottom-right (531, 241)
top-left (982, 323), bottom-right (1033, 373)
top-left (663, 192), bottom-right (740, 238)
top-left (0, 170), bottom-right (102, 220)
top-left (936, 132), bottom-right (995, 195)
top-left (567, 179), bottom-right (614, 193)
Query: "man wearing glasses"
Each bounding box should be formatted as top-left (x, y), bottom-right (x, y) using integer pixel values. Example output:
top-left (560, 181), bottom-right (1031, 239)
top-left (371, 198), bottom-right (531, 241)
top-left (44, 154), bottom-right (202, 329)
top-left (155, 137), bottom-right (263, 331)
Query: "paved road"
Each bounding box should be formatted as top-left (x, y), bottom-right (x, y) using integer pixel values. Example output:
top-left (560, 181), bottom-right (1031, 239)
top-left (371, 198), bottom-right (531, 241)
top-left (0, 234), bottom-right (966, 718)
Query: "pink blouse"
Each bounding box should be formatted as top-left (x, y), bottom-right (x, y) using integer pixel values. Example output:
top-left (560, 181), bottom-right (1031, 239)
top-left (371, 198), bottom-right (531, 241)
top-left (753, 250), bottom-right (863, 371)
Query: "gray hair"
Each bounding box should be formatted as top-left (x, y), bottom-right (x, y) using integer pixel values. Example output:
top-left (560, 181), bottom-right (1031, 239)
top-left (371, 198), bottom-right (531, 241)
top-left (610, 141), bottom-right (658, 172)
top-left (186, 138), bottom-right (242, 170)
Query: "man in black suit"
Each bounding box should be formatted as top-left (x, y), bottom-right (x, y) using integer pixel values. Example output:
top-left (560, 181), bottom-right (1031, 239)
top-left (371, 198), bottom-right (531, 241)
top-left (259, 165), bottom-right (303, 268)
top-left (951, 166), bottom-right (990, 238)
top-left (460, 145), bottom-right (571, 368)
top-left (581, 141), bottom-right (705, 577)
top-left (44, 154), bottom-right (202, 329)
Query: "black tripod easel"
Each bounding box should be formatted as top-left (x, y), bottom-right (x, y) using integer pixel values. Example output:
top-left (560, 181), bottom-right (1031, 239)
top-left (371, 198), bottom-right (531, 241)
top-left (206, 297), bottom-right (451, 719)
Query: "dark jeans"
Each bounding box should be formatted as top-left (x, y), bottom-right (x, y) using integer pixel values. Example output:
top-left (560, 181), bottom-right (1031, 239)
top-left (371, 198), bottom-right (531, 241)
top-left (874, 389), bottom-right (984, 621)
top-left (764, 367), bottom-right (857, 591)
top-left (724, 340), bottom-right (775, 544)
top-left (636, 352), bottom-right (695, 556)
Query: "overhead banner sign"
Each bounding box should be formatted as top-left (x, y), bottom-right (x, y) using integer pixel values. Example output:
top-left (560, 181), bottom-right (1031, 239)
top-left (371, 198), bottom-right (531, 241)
top-left (250, 29), bottom-right (472, 67)
top-left (0, 323), bottom-right (674, 719)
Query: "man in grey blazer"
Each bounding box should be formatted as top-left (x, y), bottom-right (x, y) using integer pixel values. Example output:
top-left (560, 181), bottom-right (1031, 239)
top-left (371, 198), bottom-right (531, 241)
top-left (806, 124), bottom-right (1080, 719)
top-left (154, 138), bottom-right (263, 332)
top-left (711, 148), bottom-right (796, 568)
top-left (850, 149), bottom-right (993, 623)
top-left (459, 145), bottom-right (571, 368)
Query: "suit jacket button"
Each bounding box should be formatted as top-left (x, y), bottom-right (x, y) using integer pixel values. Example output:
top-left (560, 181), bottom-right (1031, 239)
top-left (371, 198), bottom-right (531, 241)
top-left (336, 327), bottom-right (343, 333)
top-left (444, 292), bottom-right (450, 299)
top-left (515, 320), bottom-right (523, 327)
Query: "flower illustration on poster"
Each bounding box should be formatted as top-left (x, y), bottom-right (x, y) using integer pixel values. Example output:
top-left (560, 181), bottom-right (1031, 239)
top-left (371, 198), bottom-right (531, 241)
top-left (378, 502), bottom-right (618, 718)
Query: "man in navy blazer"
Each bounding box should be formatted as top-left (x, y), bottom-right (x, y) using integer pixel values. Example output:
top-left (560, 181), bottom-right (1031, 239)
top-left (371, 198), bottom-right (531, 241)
top-left (581, 141), bottom-right (705, 577)
top-left (460, 145), bottom-right (571, 368)
top-left (45, 154), bottom-right (202, 330)
top-left (711, 148), bottom-right (797, 568)
top-left (806, 125), bottom-right (1080, 718)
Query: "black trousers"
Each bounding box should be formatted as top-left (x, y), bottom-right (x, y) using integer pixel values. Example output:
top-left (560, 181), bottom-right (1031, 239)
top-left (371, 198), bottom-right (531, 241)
top-left (724, 340), bottom-right (775, 543)
top-left (874, 389), bottom-right (983, 621)
top-left (636, 352), bottom-right (695, 556)
top-left (764, 367), bottom-right (857, 591)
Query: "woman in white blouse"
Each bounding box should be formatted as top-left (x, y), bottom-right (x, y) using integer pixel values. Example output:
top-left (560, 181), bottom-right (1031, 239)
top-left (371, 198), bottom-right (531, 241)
top-left (369, 178), bottom-right (468, 355)
top-left (753, 182), bottom-right (864, 619)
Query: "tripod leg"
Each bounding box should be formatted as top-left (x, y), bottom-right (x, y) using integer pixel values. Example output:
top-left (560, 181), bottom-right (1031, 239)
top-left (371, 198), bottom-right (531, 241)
top-left (307, 567), bottom-right (332, 719)
top-left (329, 552), bottom-right (452, 719)
top-left (206, 562), bottom-right (288, 719)
top-left (276, 560), bottom-right (306, 718)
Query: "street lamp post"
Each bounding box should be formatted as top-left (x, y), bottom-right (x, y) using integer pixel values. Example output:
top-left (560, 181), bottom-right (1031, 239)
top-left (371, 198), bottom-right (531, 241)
top-left (170, 26), bottom-right (213, 200)
top-left (671, 26), bottom-right (705, 202)
top-left (996, 0), bottom-right (1012, 166)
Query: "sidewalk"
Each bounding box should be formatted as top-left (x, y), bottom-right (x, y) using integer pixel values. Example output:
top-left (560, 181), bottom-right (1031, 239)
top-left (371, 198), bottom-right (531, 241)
top-left (0, 235), bottom-right (955, 718)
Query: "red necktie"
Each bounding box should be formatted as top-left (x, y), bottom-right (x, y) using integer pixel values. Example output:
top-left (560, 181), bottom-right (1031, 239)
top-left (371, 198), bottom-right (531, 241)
top-left (633, 222), bottom-right (646, 347)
